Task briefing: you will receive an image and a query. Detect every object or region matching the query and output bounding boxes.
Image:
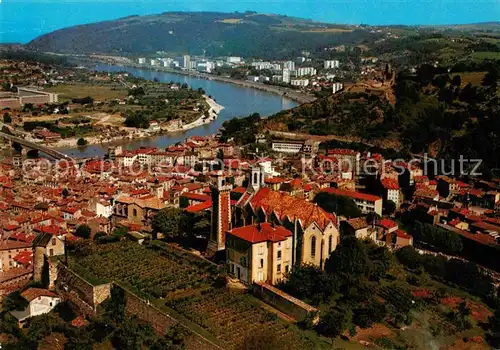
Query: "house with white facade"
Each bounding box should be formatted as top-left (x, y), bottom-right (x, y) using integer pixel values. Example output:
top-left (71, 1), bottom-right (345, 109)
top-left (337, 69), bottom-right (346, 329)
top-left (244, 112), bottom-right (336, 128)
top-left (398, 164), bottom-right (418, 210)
top-left (10, 288), bottom-right (61, 326)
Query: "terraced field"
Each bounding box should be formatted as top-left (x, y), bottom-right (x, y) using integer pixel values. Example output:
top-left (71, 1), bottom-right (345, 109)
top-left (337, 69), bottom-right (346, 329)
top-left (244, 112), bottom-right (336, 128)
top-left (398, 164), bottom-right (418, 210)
top-left (70, 241), bottom-right (321, 349)
top-left (167, 288), bottom-right (314, 349)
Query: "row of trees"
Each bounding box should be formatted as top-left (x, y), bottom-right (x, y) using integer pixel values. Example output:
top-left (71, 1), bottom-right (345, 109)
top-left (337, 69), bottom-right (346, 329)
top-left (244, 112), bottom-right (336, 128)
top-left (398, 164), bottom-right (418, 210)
top-left (410, 221), bottom-right (463, 254)
top-left (279, 237), bottom-right (399, 337)
top-left (396, 246), bottom-right (496, 303)
top-left (152, 207), bottom-right (210, 247)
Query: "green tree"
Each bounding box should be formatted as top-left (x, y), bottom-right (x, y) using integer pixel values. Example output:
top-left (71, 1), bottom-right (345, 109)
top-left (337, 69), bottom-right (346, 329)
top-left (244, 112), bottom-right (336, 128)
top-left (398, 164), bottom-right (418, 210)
top-left (93, 231), bottom-right (107, 241)
top-left (278, 264), bottom-right (333, 305)
top-left (454, 301), bottom-right (473, 331)
top-left (217, 148), bottom-right (224, 160)
top-left (2, 291), bottom-right (29, 311)
top-left (3, 112), bottom-right (12, 123)
top-left (451, 75), bottom-right (461, 87)
top-left (111, 316), bottom-right (157, 349)
top-left (75, 224), bottom-right (91, 239)
top-left (316, 306), bottom-right (353, 337)
top-left (106, 285), bottom-right (126, 323)
top-left (383, 200), bottom-right (397, 215)
top-left (324, 236), bottom-right (372, 281)
top-left (483, 69), bottom-right (499, 87)
top-left (77, 137), bottom-right (88, 146)
top-left (113, 226), bottom-right (129, 237)
top-left (152, 207), bottom-right (185, 239)
top-left (124, 111), bottom-right (150, 128)
top-left (353, 300), bottom-right (386, 328)
top-left (26, 149), bottom-right (39, 159)
top-left (313, 192), bottom-right (362, 218)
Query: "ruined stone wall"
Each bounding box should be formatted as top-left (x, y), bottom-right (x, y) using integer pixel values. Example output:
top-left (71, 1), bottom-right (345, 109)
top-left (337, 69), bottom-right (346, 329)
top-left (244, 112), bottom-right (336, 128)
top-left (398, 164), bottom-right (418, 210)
top-left (251, 282), bottom-right (319, 324)
top-left (56, 263), bottom-right (111, 314)
top-left (115, 284), bottom-right (221, 349)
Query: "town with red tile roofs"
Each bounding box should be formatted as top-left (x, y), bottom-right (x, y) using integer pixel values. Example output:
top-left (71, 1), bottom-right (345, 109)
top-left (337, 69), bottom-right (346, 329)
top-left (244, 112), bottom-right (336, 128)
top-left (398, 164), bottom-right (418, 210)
top-left (0, 56), bottom-right (499, 349)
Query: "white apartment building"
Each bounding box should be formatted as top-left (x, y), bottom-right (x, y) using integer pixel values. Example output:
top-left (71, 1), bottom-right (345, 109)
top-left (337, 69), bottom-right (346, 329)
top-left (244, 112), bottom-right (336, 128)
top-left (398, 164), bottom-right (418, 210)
top-left (162, 58), bottom-right (174, 67)
top-left (182, 55), bottom-right (191, 69)
top-left (271, 141), bottom-right (304, 154)
top-left (283, 61), bottom-right (295, 70)
top-left (251, 61), bottom-right (273, 70)
top-left (332, 82), bottom-right (344, 94)
top-left (138, 58), bottom-right (146, 64)
top-left (290, 78), bottom-right (309, 87)
top-left (150, 59), bottom-right (158, 66)
top-left (227, 56), bottom-right (242, 64)
top-left (296, 67), bottom-right (317, 77)
top-left (196, 61), bottom-right (215, 73)
top-left (282, 69), bottom-right (291, 83)
top-left (324, 60), bottom-right (340, 69)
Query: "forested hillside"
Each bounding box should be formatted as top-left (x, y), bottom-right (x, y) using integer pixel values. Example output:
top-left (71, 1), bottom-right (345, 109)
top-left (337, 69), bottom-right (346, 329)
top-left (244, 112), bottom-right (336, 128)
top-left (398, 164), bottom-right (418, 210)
top-left (264, 60), bottom-right (500, 172)
top-left (27, 11), bottom-right (379, 58)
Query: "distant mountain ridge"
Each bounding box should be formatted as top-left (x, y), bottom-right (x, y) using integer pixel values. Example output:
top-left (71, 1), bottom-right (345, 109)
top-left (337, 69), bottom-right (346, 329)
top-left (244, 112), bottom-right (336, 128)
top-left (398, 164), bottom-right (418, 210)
top-left (26, 11), bottom-right (382, 58)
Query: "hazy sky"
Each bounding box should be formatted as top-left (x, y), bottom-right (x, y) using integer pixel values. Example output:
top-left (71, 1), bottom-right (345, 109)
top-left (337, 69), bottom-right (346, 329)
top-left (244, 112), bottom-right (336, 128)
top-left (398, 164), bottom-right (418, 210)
top-left (1, 0), bottom-right (499, 43)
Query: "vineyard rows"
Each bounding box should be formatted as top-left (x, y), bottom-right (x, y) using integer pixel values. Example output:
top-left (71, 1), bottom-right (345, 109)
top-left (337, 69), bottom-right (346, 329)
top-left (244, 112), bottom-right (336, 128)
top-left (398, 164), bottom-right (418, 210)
top-left (167, 289), bottom-right (310, 349)
top-left (72, 242), bottom-right (311, 349)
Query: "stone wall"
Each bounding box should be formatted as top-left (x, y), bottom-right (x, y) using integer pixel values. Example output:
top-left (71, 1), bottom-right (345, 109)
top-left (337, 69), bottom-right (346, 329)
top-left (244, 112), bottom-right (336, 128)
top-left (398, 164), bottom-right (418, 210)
top-left (93, 283), bottom-right (111, 306)
top-left (56, 263), bottom-right (111, 314)
top-left (115, 284), bottom-right (222, 349)
top-left (120, 285), bottom-right (177, 334)
top-left (251, 282), bottom-right (319, 324)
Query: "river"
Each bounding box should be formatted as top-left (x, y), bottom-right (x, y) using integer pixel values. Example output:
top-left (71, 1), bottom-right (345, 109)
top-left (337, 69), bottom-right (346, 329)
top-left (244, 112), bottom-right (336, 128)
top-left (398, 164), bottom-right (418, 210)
top-left (59, 64), bottom-right (297, 158)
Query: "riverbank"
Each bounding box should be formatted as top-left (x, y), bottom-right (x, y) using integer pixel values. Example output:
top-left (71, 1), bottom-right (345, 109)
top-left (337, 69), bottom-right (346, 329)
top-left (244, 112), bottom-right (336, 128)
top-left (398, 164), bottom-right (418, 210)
top-left (180, 95), bottom-right (224, 130)
top-left (79, 56), bottom-right (316, 104)
top-left (50, 95), bottom-right (224, 149)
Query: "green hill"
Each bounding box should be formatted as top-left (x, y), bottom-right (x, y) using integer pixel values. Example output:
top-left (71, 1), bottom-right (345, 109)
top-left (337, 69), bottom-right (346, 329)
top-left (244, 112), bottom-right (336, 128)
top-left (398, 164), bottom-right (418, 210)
top-left (26, 11), bottom-right (380, 58)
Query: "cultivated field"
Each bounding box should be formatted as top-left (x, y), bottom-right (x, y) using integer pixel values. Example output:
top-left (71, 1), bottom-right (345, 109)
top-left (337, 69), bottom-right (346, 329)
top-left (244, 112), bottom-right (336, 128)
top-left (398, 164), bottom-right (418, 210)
top-left (46, 83), bottom-right (128, 102)
top-left (70, 241), bottom-right (322, 349)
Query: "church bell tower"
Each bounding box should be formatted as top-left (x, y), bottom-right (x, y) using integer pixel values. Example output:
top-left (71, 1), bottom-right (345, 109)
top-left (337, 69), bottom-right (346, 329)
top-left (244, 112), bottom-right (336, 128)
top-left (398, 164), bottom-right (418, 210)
top-left (207, 173), bottom-right (232, 255)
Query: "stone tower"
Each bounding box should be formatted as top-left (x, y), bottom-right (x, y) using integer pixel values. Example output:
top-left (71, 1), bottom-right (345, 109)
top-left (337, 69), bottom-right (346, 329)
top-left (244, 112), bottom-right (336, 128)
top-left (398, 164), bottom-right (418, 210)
top-left (33, 245), bottom-right (46, 284)
top-left (207, 173), bottom-right (232, 255)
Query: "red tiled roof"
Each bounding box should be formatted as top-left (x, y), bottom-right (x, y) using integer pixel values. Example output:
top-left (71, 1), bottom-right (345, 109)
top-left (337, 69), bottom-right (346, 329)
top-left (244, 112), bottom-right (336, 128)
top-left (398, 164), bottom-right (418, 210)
top-left (0, 240), bottom-right (31, 251)
top-left (465, 215), bottom-right (483, 222)
top-left (264, 177), bottom-right (287, 184)
top-left (328, 148), bottom-right (358, 156)
top-left (62, 207), bottom-right (79, 214)
top-left (232, 186), bottom-right (246, 194)
top-left (396, 229), bottom-right (412, 240)
top-left (181, 192), bottom-right (211, 202)
top-left (34, 225), bottom-right (61, 235)
top-left (381, 178), bottom-right (400, 190)
top-left (10, 232), bottom-right (36, 243)
top-left (21, 288), bottom-right (58, 302)
top-left (246, 188), bottom-right (336, 230)
top-left (186, 200), bottom-right (212, 213)
top-left (379, 218), bottom-right (398, 230)
top-left (13, 250), bottom-right (33, 266)
top-left (71, 316), bottom-right (89, 328)
top-left (228, 223), bottom-right (291, 244)
top-left (3, 223), bottom-right (20, 231)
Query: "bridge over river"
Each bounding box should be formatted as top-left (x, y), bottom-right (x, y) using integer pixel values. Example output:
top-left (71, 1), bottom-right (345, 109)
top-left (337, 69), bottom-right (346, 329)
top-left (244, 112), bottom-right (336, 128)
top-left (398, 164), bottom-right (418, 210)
top-left (0, 131), bottom-right (74, 161)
